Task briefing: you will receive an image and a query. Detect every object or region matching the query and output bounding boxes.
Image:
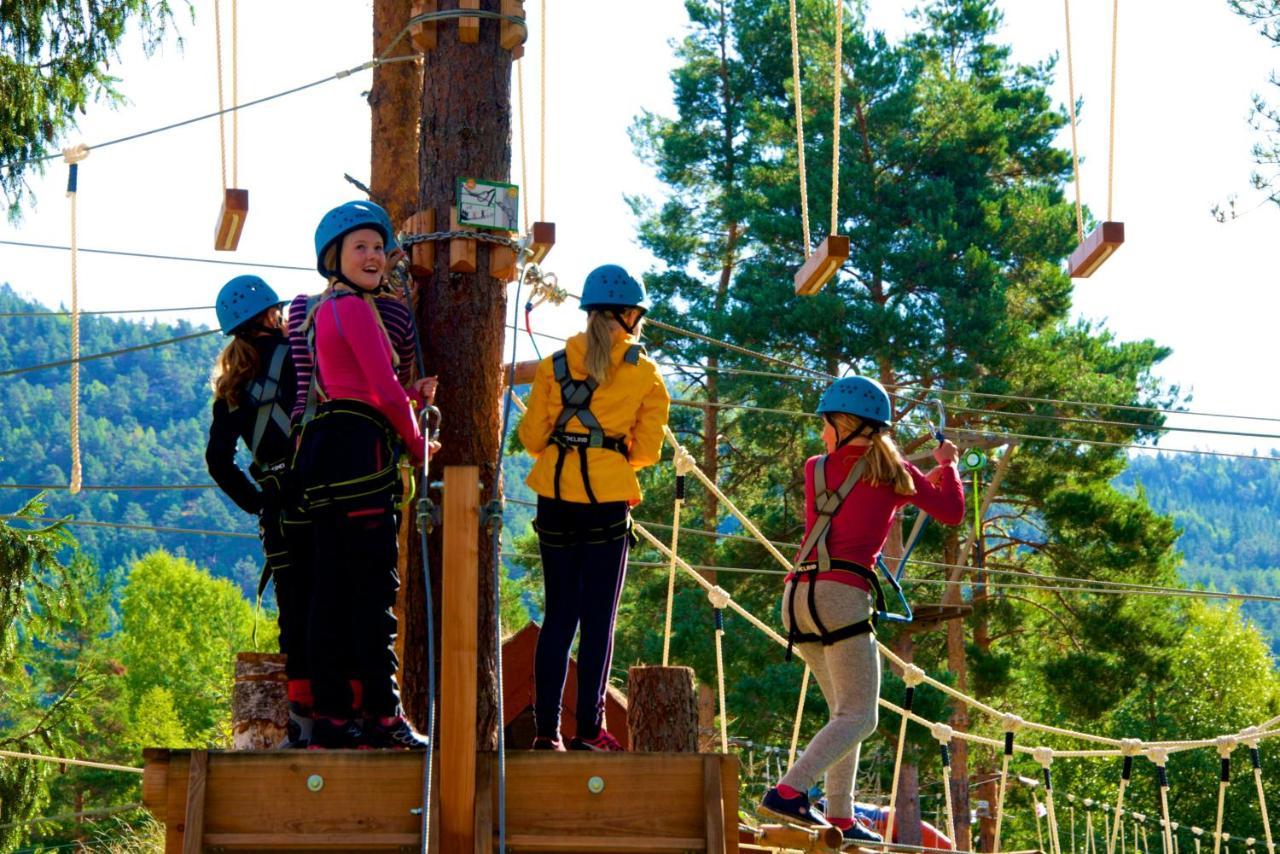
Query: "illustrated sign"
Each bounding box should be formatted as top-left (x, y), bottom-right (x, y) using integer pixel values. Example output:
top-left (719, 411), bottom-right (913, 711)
top-left (457, 177), bottom-right (519, 232)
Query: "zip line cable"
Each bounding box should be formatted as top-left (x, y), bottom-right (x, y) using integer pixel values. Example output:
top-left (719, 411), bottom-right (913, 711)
top-left (0, 483), bottom-right (215, 491)
top-left (0, 330), bottom-right (219, 378)
top-left (0, 515), bottom-right (256, 540)
top-left (0, 239), bottom-right (312, 271)
top-left (0, 56), bottom-right (420, 173)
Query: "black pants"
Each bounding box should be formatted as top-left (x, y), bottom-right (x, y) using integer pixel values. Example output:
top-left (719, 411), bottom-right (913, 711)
top-left (294, 400), bottom-right (403, 719)
top-left (260, 493), bottom-right (310, 681)
top-left (533, 496), bottom-right (631, 740)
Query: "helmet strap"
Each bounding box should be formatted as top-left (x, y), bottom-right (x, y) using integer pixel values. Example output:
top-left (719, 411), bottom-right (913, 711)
top-left (610, 309), bottom-right (637, 335)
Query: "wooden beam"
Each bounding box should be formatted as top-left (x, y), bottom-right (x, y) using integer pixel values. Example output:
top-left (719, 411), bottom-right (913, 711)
top-left (449, 206), bottom-right (477, 273)
top-left (529, 221), bottom-right (555, 264)
top-left (489, 232), bottom-right (518, 281)
top-left (213, 189), bottom-right (249, 252)
top-left (181, 750), bottom-right (208, 854)
top-left (410, 0), bottom-right (437, 51)
top-left (793, 235), bottom-right (850, 296)
top-left (704, 756), bottom-right (727, 854)
top-left (500, 0), bottom-right (527, 51)
top-left (500, 358), bottom-right (540, 388)
top-left (474, 752), bottom-right (493, 854)
top-left (401, 209), bottom-right (435, 278)
top-left (1067, 221), bottom-right (1124, 278)
top-left (441, 466), bottom-right (480, 853)
top-left (752, 823), bottom-right (845, 852)
top-left (459, 0), bottom-right (480, 43)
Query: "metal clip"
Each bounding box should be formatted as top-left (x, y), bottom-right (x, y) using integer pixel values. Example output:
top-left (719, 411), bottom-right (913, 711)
top-left (481, 499), bottom-right (505, 535)
top-left (417, 496), bottom-right (441, 535)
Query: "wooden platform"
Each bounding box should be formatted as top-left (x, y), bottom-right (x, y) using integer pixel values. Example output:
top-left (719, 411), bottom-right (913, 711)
top-left (143, 748), bottom-right (739, 853)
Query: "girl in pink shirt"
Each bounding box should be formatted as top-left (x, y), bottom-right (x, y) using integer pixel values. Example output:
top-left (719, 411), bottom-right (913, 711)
top-left (760, 376), bottom-right (962, 842)
top-left (290, 201), bottom-right (431, 750)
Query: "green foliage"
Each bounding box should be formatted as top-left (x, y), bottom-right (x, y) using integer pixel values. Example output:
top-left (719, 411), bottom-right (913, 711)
top-left (0, 493), bottom-right (73, 667)
top-left (1225, 1), bottom-right (1280, 215)
top-left (0, 0), bottom-right (186, 218)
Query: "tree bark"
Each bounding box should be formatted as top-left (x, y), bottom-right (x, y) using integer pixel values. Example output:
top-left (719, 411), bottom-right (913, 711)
top-left (231, 652), bottom-right (288, 750)
top-left (627, 665), bottom-right (699, 752)
top-left (408, 0), bottom-right (513, 751)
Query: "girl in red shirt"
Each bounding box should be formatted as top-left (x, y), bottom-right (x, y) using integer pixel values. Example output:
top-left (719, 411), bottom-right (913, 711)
top-left (759, 376), bottom-right (963, 842)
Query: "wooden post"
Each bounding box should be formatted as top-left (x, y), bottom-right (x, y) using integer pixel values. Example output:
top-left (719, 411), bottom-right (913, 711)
top-left (180, 750), bottom-right (208, 854)
top-left (401, 209), bottom-right (436, 277)
top-left (459, 0), bottom-right (480, 42)
top-left (441, 465), bottom-right (481, 853)
top-left (500, 0), bottom-right (526, 51)
top-left (410, 0), bottom-right (438, 51)
top-left (230, 652), bottom-right (287, 750)
top-left (489, 232), bottom-right (518, 281)
top-left (627, 665), bottom-right (698, 752)
top-left (449, 206), bottom-right (478, 273)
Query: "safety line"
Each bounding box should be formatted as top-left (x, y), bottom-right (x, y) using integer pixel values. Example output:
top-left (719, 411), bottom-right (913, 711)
top-left (1, 56), bottom-right (419, 172)
top-left (0, 239), bottom-right (312, 271)
top-left (0, 803), bottom-right (143, 832)
top-left (0, 515), bottom-right (256, 539)
top-left (0, 483), bottom-right (216, 491)
top-left (0, 330), bottom-right (219, 378)
top-left (0, 749), bottom-right (143, 774)
top-left (0, 304), bottom-right (216, 318)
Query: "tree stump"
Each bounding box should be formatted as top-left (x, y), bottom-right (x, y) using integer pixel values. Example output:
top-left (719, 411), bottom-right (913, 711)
top-left (627, 665), bottom-right (698, 752)
top-left (231, 652), bottom-right (287, 750)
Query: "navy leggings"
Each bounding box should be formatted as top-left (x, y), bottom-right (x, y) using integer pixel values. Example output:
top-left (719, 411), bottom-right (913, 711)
top-left (533, 496), bottom-right (631, 740)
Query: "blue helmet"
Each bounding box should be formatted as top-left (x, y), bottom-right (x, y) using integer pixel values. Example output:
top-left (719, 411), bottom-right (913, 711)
top-left (216, 275), bottom-right (282, 335)
top-left (817, 376), bottom-right (892, 425)
top-left (580, 264), bottom-right (649, 312)
top-left (314, 200), bottom-right (398, 277)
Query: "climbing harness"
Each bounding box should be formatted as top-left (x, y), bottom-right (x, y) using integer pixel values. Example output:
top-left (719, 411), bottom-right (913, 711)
top-left (546, 343), bottom-right (643, 504)
top-left (238, 341), bottom-right (293, 474)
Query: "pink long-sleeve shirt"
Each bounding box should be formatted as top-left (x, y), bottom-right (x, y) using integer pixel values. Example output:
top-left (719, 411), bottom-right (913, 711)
top-left (312, 293), bottom-right (422, 462)
top-left (787, 444), bottom-right (965, 591)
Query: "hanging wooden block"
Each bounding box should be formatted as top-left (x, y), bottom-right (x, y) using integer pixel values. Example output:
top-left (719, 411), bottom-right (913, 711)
top-left (793, 234), bottom-right (849, 296)
top-left (500, 0), bottom-right (527, 51)
top-left (401, 209), bottom-right (436, 277)
top-left (1067, 221), bottom-right (1124, 278)
top-left (214, 189), bottom-right (249, 252)
top-left (449, 207), bottom-right (477, 273)
top-left (489, 233), bottom-right (518, 282)
top-left (529, 221), bottom-right (555, 264)
top-left (410, 0), bottom-right (437, 51)
top-left (459, 0), bottom-right (480, 43)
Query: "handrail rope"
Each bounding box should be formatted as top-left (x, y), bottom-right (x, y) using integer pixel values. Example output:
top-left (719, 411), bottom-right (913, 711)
top-left (1, 57), bottom-right (419, 172)
top-left (63, 145), bottom-right (88, 495)
top-left (0, 803), bottom-right (143, 832)
top-left (0, 329), bottom-right (219, 378)
top-left (787, 0), bottom-right (811, 255)
top-left (830, 0), bottom-right (843, 236)
top-left (1063, 0), bottom-right (1085, 242)
top-left (0, 484), bottom-right (217, 491)
top-left (540, 0), bottom-right (547, 222)
top-left (0, 239), bottom-right (312, 271)
top-left (0, 515), bottom-right (256, 539)
top-left (788, 664), bottom-right (811, 769)
top-left (1107, 0), bottom-right (1119, 221)
top-left (0, 748), bottom-right (143, 774)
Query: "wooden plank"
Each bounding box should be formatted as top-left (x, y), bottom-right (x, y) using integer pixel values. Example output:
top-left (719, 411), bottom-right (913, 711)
top-left (500, 359), bottom-right (540, 388)
top-left (1067, 221), bottom-right (1124, 278)
top-left (719, 755), bottom-right (739, 854)
top-left (503, 835), bottom-right (708, 851)
top-left (163, 752), bottom-right (189, 854)
top-left (459, 0), bottom-right (480, 43)
top-left (181, 750), bottom-right (208, 854)
top-left (450, 206), bottom-right (477, 273)
top-left (201, 832), bottom-right (419, 848)
top-left (754, 822), bottom-right (844, 851)
top-left (442, 466), bottom-right (481, 853)
top-left (141, 749), bottom-right (169, 819)
top-left (411, 0), bottom-right (437, 51)
top-left (704, 755), bottom-right (727, 854)
top-left (475, 752), bottom-right (494, 853)
top-left (500, 0), bottom-right (527, 51)
top-left (529, 221), bottom-right (555, 264)
top-left (402, 209), bottom-right (436, 277)
top-left (214, 188), bottom-right (249, 252)
top-left (793, 235), bottom-right (850, 296)
top-left (489, 232), bottom-right (518, 281)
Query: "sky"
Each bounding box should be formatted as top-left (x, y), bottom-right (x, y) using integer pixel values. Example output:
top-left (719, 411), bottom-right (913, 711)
top-left (2, 0), bottom-right (1279, 457)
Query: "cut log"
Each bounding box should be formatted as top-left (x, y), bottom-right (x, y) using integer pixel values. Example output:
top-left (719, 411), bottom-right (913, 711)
top-left (231, 652), bottom-right (287, 750)
top-left (627, 665), bottom-right (698, 752)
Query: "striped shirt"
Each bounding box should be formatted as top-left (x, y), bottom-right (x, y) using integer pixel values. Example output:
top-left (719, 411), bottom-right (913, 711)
top-left (287, 291), bottom-right (418, 424)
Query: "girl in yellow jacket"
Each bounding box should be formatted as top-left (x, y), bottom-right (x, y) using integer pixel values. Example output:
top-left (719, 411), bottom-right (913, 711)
top-left (518, 264), bottom-right (670, 751)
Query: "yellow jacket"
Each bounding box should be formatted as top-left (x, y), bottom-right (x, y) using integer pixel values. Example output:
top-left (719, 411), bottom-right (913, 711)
top-left (519, 330), bottom-right (670, 504)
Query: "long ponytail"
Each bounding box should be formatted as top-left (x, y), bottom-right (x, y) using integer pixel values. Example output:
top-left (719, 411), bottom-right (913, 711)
top-left (826, 412), bottom-right (915, 496)
top-left (211, 336), bottom-right (261, 406)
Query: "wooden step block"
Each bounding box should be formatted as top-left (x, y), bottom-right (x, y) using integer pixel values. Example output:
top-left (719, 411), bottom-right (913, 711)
top-left (400, 209), bottom-right (435, 277)
top-left (501, 0), bottom-right (527, 51)
top-left (529, 221), bottom-right (556, 264)
top-left (449, 206), bottom-right (476, 274)
top-left (793, 235), bottom-right (850, 296)
top-left (459, 0), bottom-right (479, 43)
top-left (214, 189), bottom-right (249, 252)
top-left (489, 232), bottom-right (518, 281)
top-left (1067, 221), bottom-right (1124, 278)
top-left (410, 0), bottom-right (437, 50)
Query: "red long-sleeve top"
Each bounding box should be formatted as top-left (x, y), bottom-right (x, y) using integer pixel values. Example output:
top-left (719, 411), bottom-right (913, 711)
top-left (787, 444), bottom-right (965, 591)
top-left (311, 293), bottom-right (423, 464)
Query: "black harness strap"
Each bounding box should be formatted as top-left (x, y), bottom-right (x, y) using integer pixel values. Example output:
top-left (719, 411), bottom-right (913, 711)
top-left (548, 345), bottom-right (644, 504)
top-left (242, 340), bottom-right (292, 464)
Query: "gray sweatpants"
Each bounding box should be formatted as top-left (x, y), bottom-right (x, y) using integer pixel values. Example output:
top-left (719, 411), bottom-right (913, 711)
top-left (779, 581), bottom-right (880, 820)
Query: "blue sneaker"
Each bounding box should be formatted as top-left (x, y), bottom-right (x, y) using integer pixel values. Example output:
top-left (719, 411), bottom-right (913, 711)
top-left (839, 820), bottom-right (884, 845)
top-left (759, 786), bottom-right (830, 827)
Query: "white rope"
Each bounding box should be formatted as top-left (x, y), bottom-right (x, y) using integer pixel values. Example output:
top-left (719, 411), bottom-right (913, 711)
top-left (786, 0), bottom-right (811, 254)
top-left (830, 0), bottom-right (843, 236)
top-left (788, 665), bottom-right (811, 769)
top-left (1216, 737), bottom-right (1238, 854)
top-left (994, 714), bottom-right (1025, 853)
top-left (0, 748), bottom-right (142, 775)
top-left (710, 586), bottom-right (731, 754)
top-left (933, 722), bottom-right (958, 845)
top-left (63, 144), bottom-right (89, 495)
top-left (885, 665), bottom-right (927, 845)
top-left (1111, 740), bottom-right (1145, 854)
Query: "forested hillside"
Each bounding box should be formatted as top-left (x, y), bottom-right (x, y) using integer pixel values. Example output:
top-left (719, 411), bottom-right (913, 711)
top-left (0, 284), bottom-right (264, 589)
top-left (1118, 452), bottom-right (1280, 646)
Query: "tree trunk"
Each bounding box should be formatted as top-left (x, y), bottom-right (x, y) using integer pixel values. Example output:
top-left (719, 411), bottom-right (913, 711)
top-left (231, 651), bottom-right (288, 750)
top-left (627, 665), bottom-right (699, 752)
top-left (886, 523), bottom-right (923, 847)
top-left (409, 0), bottom-right (513, 751)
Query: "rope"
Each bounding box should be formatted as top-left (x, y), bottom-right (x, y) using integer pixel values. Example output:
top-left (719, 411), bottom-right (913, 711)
top-left (1062, 0), bottom-right (1085, 242)
top-left (0, 803), bottom-right (142, 832)
top-left (517, 59), bottom-right (530, 229)
top-left (1074, 806), bottom-right (1079, 854)
top-left (0, 484), bottom-right (216, 491)
top-left (787, 0), bottom-right (811, 254)
top-left (662, 457), bottom-right (692, 666)
top-left (0, 330), bottom-right (219, 379)
top-left (0, 239), bottom-right (311, 271)
top-left (1216, 738), bottom-right (1237, 854)
top-left (994, 715), bottom-right (1024, 853)
top-left (788, 665), bottom-right (811, 769)
top-left (1107, 0), bottom-right (1119, 220)
top-left (231, 0), bottom-right (239, 189)
top-left (1151, 748), bottom-right (1175, 854)
top-left (1110, 742), bottom-right (1144, 854)
top-left (1041, 748), bottom-right (1065, 854)
top-left (885, 667), bottom-right (927, 845)
top-left (933, 723), bottom-right (959, 845)
top-left (214, 0), bottom-right (227, 192)
top-left (709, 586), bottom-right (731, 753)
top-left (63, 144), bottom-right (89, 495)
top-left (540, 0), bottom-right (547, 222)
top-left (0, 749), bottom-right (143, 774)
top-left (830, 0), bottom-right (843, 235)
top-left (0, 515), bottom-right (256, 539)
top-left (1240, 728), bottom-right (1276, 854)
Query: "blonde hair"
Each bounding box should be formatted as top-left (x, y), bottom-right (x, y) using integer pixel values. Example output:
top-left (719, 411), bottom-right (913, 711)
top-left (584, 309), bottom-right (645, 386)
top-left (825, 412), bottom-right (915, 496)
top-left (211, 336), bottom-right (261, 406)
top-left (299, 243), bottom-right (398, 367)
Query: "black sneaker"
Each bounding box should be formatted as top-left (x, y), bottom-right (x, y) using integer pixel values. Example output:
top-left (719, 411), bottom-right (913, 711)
top-left (840, 820), bottom-right (884, 845)
top-left (759, 786), bottom-right (830, 827)
top-left (364, 716), bottom-right (429, 750)
top-left (532, 735), bottom-right (566, 751)
top-left (308, 717), bottom-right (367, 750)
top-left (568, 729), bottom-right (625, 751)
top-left (277, 706), bottom-right (313, 749)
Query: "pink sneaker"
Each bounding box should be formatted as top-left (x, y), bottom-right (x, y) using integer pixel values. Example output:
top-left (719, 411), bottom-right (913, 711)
top-left (532, 735), bottom-right (566, 751)
top-left (568, 729), bottom-right (625, 752)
